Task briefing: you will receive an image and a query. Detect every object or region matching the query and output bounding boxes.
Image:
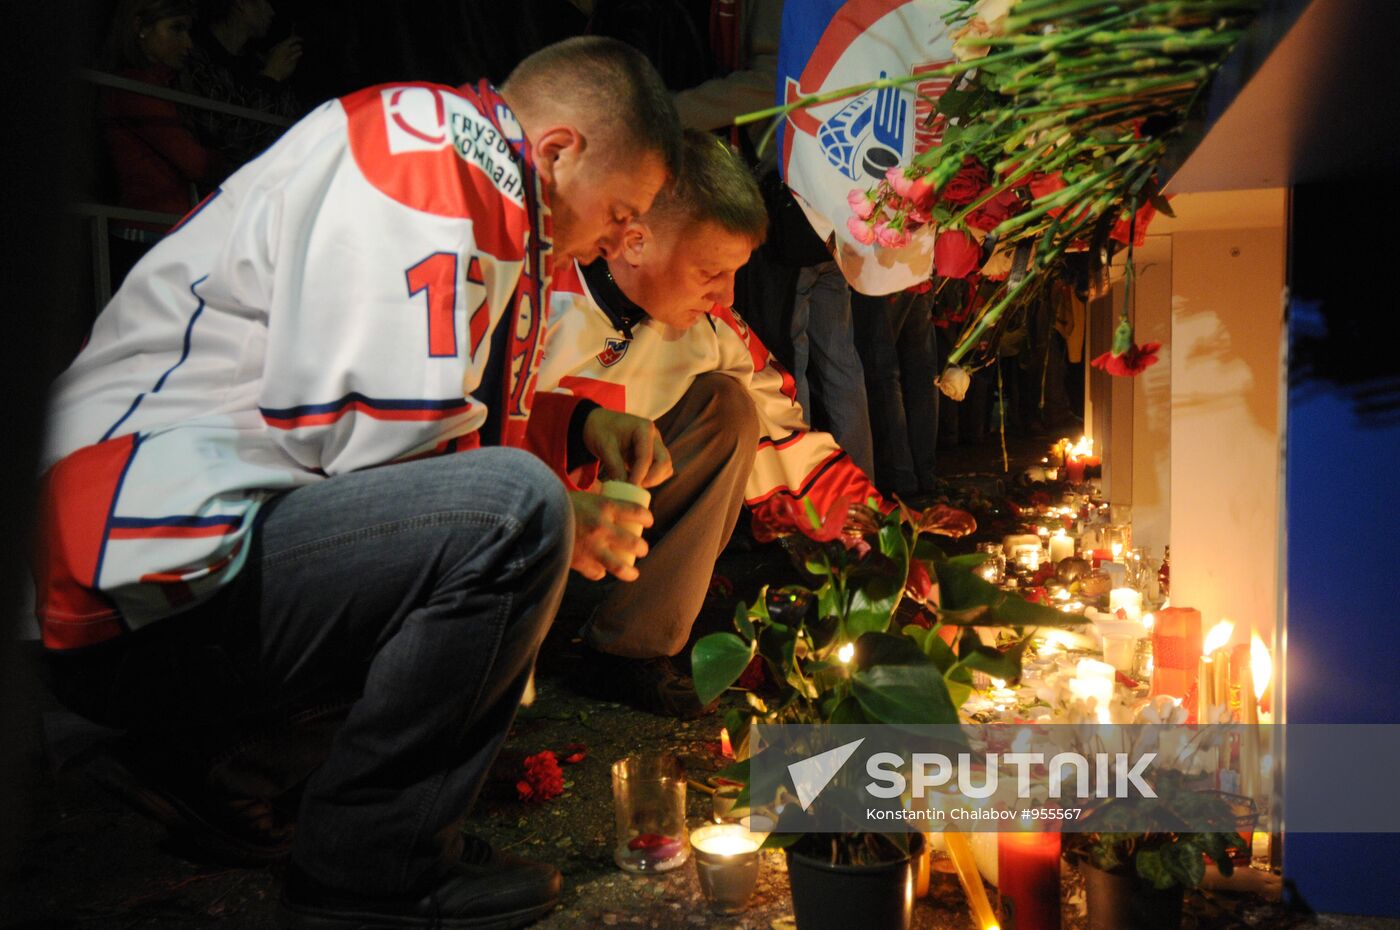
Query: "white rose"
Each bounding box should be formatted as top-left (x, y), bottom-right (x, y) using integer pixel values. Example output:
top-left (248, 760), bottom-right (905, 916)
top-left (937, 364), bottom-right (971, 401)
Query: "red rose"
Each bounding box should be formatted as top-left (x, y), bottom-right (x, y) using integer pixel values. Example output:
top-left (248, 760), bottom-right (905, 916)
top-left (934, 229), bottom-right (982, 279)
top-left (966, 187), bottom-right (1021, 232)
top-left (939, 158), bottom-right (990, 206)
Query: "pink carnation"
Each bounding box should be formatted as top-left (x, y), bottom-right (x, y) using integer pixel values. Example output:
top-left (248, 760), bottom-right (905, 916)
top-left (846, 215), bottom-right (877, 245)
top-left (847, 188), bottom-right (876, 220)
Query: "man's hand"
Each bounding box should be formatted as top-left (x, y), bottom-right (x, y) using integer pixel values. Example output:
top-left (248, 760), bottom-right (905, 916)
top-left (569, 491), bottom-right (652, 581)
top-left (582, 408), bottom-right (673, 487)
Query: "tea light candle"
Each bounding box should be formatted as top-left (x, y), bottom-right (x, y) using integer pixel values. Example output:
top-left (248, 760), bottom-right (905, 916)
top-left (1002, 534), bottom-right (1041, 557)
top-left (1048, 531), bottom-right (1075, 565)
top-left (1069, 658), bottom-right (1116, 722)
top-left (691, 823), bottom-right (763, 914)
top-left (1108, 588), bottom-right (1143, 622)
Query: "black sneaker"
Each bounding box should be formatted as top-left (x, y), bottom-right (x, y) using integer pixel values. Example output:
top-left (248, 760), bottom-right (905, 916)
top-left (87, 738), bottom-right (295, 866)
top-left (279, 836), bottom-right (561, 929)
top-left (570, 644), bottom-right (716, 719)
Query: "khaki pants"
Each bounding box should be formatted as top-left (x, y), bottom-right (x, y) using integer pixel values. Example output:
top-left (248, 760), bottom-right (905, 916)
top-left (584, 373), bottom-right (759, 658)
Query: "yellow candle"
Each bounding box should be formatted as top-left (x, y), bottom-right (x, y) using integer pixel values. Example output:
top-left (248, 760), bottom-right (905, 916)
top-left (945, 831), bottom-right (1000, 930)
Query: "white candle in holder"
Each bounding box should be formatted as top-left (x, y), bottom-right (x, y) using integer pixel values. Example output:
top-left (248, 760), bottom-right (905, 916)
top-left (1048, 531), bottom-right (1075, 565)
top-left (1108, 588), bottom-right (1143, 622)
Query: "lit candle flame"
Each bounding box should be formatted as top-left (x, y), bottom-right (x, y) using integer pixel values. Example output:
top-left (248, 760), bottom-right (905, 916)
top-left (1203, 619), bottom-right (1235, 656)
top-left (1141, 612), bottom-right (1155, 630)
top-left (837, 642), bottom-right (855, 664)
top-left (1250, 633), bottom-right (1272, 701)
top-left (1071, 436), bottom-right (1094, 459)
top-left (1110, 542), bottom-right (1124, 560)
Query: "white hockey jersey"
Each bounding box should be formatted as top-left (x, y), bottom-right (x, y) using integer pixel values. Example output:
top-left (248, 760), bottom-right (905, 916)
top-left (36, 82), bottom-right (577, 649)
top-left (530, 261), bottom-right (884, 537)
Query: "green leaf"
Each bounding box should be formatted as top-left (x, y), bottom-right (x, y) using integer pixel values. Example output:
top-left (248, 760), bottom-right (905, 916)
top-left (1149, 192), bottom-right (1176, 218)
top-left (854, 631), bottom-right (929, 669)
top-left (852, 663), bottom-right (959, 725)
top-left (957, 634), bottom-right (1033, 682)
top-left (733, 602), bottom-right (754, 640)
top-left (828, 696), bottom-right (868, 724)
top-left (1135, 847), bottom-right (1174, 890)
top-left (691, 632), bottom-right (755, 706)
top-left (913, 537), bottom-right (948, 563)
top-left (1165, 840), bottom-right (1205, 888)
top-left (760, 833), bottom-right (803, 850)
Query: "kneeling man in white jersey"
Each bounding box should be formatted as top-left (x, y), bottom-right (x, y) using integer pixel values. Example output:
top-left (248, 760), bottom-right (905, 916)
top-left (531, 131), bottom-right (972, 717)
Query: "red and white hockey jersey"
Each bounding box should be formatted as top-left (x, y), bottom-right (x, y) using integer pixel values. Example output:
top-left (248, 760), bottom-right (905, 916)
top-left (531, 261), bottom-right (884, 536)
top-left (36, 82), bottom-right (575, 649)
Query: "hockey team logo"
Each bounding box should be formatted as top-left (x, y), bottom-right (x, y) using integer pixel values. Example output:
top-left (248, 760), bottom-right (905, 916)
top-left (815, 72), bottom-right (907, 181)
top-left (597, 338), bottom-right (630, 367)
top-left (382, 86), bottom-right (450, 154)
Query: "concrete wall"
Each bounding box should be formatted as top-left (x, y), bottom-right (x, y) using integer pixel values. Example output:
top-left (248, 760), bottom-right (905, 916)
top-left (1127, 236), bottom-right (1174, 557)
top-left (1167, 222), bottom-right (1286, 642)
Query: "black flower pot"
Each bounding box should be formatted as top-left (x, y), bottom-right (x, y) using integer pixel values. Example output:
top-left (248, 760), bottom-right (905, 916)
top-left (1082, 862), bottom-right (1184, 930)
top-left (785, 836), bottom-right (919, 930)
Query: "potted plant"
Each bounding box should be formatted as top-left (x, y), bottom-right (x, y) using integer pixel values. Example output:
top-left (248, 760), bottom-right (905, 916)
top-left (691, 497), bottom-right (1075, 930)
top-left (1069, 770), bottom-right (1245, 930)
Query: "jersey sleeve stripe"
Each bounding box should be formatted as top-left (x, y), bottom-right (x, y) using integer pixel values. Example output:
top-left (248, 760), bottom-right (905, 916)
top-left (107, 514), bottom-right (245, 540)
top-left (259, 394), bottom-right (474, 428)
top-left (100, 276), bottom-right (210, 442)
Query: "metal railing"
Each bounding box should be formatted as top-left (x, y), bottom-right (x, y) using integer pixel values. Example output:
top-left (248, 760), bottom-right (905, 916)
top-left (75, 70), bottom-right (294, 311)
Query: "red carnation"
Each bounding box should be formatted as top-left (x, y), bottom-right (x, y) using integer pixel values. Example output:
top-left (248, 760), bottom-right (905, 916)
top-left (885, 166), bottom-right (936, 208)
top-left (1110, 199), bottom-right (1162, 247)
top-left (934, 229), bottom-right (982, 279)
top-left (1091, 341), bottom-right (1161, 377)
top-left (516, 750), bottom-right (565, 802)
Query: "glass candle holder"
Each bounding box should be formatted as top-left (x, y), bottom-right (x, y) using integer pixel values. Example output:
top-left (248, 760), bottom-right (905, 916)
top-left (975, 543), bottom-right (1006, 584)
top-left (612, 753), bottom-right (689, 873)
top-left (690, 823), bottom-right (763, 914)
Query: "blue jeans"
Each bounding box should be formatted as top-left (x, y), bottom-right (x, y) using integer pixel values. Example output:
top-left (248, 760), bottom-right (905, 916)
top-left (790, 262), bottom-right (875, 476)
top-left (46, 448), bottom-right (572, 894)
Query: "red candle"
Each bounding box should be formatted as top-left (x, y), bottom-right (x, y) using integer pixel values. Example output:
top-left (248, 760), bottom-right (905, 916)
top-left (1151, 607), bottom-right (1202, 700)
top-left (998, 831), bottom-right (1061, 930)
top-left (1064, 458), bottom-right (1087, 483)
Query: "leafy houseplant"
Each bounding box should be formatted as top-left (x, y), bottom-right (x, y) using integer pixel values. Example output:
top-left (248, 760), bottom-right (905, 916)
top-left (690, 496), bottom-right (1076, 928)
top-left (1070, 770), bottom-right (1245, 930)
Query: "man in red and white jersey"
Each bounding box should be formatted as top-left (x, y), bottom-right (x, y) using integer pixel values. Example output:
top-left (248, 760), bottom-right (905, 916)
top-left (531, 131), bottom-right (973, 718)
top-left (36, 38), bottom-right (679, 930)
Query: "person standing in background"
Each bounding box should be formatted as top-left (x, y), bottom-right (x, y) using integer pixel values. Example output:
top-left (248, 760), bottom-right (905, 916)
top-left (98, 0), bottom-right (212, 285)
top-left (179, 0), bottom-right (302, 172)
